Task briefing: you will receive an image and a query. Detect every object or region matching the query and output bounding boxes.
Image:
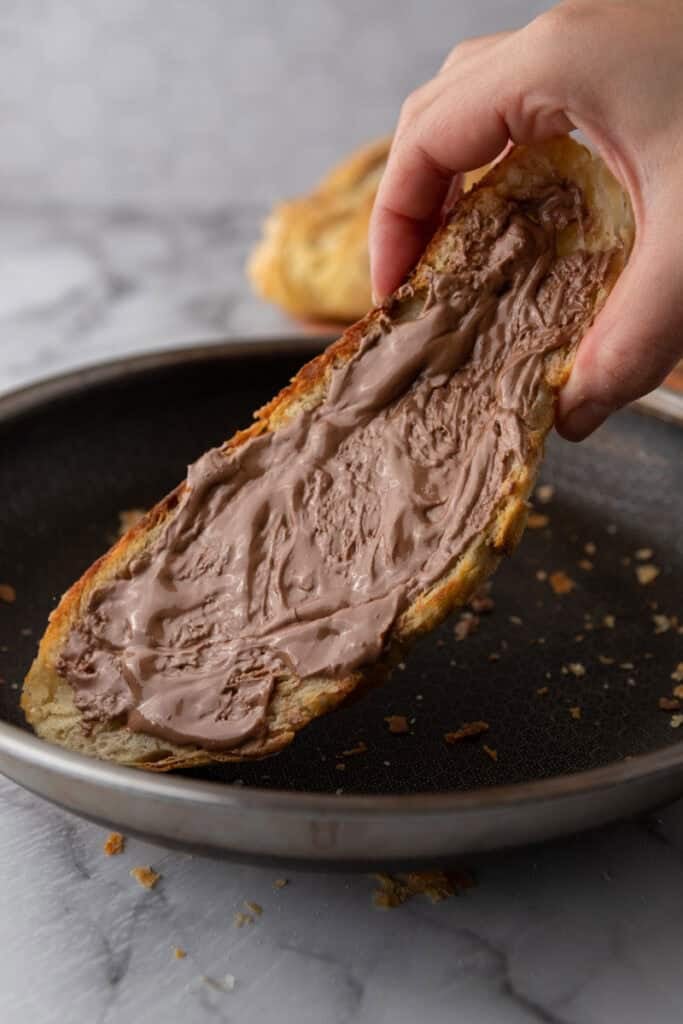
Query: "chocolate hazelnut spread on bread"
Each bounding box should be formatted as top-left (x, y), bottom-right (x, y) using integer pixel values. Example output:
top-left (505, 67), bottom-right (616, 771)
top-left (57, 185), bottom-right (612, 749)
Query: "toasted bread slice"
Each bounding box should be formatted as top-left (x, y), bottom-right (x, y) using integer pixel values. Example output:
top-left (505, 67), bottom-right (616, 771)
top-left (23, 138), bottom-right (633, 770)
top-left (248, 136), bottom-right (489, 323)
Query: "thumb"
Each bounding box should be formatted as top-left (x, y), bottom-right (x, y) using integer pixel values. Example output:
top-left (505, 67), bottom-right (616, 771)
top-left (556, 217), bottom-right (683, 441)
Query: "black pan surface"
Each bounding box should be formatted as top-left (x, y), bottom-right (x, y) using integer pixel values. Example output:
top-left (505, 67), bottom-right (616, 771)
top-left (0, 341), bottom-right (681, 805)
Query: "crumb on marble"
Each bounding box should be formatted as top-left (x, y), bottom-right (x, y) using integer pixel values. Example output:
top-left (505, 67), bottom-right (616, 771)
top-left (244, 900), bottom-right (262, 917)
top-left (103, 831), bottom-right (125, 856)
top-left (173, 947), bottom-right (187, 960)
top-left (274, 878), bottom-right (289, 889)
top-left (130, 866), bottom-right (160, 889)
top-left (233, 911), bottom-right (253, 928)
top-left (372, 868), bottom-right (475, 909)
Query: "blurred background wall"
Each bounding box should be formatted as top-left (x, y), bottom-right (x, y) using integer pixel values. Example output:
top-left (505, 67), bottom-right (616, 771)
top-left (0, 0), bottom-right (552, 392)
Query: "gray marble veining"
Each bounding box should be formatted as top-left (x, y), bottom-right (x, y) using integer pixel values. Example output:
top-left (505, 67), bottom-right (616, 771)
top-left (1, 2), bottom-right (683, 1022)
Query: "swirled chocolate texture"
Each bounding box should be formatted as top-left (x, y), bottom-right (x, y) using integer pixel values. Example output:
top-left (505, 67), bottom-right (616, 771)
top-left (58, 186), bottom-right (611, 749)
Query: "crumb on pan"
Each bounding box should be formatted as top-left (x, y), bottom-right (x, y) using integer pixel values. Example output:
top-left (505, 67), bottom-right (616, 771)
top-left (584, 542), bottom-right (597, 556)
top-left (602, 614), bottom-right (615, 629)
top-left (673, 683), bottom-right (683, 700)
top-left (535, 484), bottom-right (554, 504)
top-left (117, 508), bottom-right (147, 537)
top-left (340, 741), bottom-right (367, 756)
top-left (509, 615), bottom-right (523, 626)
top-left (598, 655), bottom-right (615, 665)
top-left (130, 866), bottom-right (160, 889)
top-left (549, 571), bottom-right (575, 595)
top-left (536, 686), bottom-right (549, 696)
top-left (372, 868), bottom-right (475, 909)
top-left (454, 611), bottom-right (480, 641)
top-left (483, 744), bottom-right (498, 762)
top-left (658, 697), bottom-right (681, 712)
top-left (670, 714), bottom-right (683, 730)
top-left (468, 584), bottom-right (495, 614)
top-left (385, 715), bottom-right (409, 734)
top-left (635, 547), bottom-right (653, 561)
top-left (567, 662), bottom-right (586, 678)
top-left (0, 583), bottom-right (16, 604)
top-left (527, 512), bottom-right (549, 529)
top-left (671, 664), bottom-right (683, 684)
top-left (578, 559), bottom-right (593, 571)
top-left (103, 831), bottom-right (125, 856)
top-left (569, 706), bottom-right (582, 720)
top-left (444, 721), bottom-right (490, 744)
top-left (653, 614), bottom-right (674, 634)
top-left (636, 564), bottom-right (660, 586)
top-left (536, 570), bottom-right (547, 581)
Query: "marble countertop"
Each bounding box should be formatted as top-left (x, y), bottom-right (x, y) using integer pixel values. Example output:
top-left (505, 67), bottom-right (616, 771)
top-left (1, 2), bottom-right (683, 1022)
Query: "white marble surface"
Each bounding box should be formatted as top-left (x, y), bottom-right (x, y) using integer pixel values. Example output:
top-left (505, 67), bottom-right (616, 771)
top-left (2, 2), bottom-right (683, 1022)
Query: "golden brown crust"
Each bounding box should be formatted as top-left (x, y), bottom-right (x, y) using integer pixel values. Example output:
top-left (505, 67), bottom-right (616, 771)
top-left (22, 138), bottom-right (634, 770)
top-left (247, 137), bottom-right (490, 324)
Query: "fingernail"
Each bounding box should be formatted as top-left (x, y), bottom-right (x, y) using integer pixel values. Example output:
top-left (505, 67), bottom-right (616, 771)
top-left (559, 400), bottom-right (612, 442)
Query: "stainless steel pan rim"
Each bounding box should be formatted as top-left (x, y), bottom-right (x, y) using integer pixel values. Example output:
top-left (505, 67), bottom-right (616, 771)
top-left (1, 341), bottom-right (682, 864)
top-left (2, 716), bottom-right (683, 817)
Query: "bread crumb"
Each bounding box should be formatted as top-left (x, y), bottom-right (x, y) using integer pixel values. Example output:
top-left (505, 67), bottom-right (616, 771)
top-left (444, 721), bottom-right (490, 744)
top-left (598, 655), bottom-right (615, 665)
top-left (468, 585), bottom-right (495, 614)
top-left (549, 571), bottom-right (575, 595)
top-left (335, 762), bottom-right (346, 771)
top-left (103, 831), bottom-right (125, 856)
top-left (659, 697), bottom-right (681, 711)
top-left (233, 911), bottom-right (253, 928)
top-left (509, 615), bottom-right (523, 626)
top-left (340, 741), bottom-right (367, 756)
top-left (602, 614), bottom-right (616, 629)
top-left (454, 611), bottom-right (480, 641)
top-left (574, 634), bottom-right (585, 643)
top-left (670, 714), bottom-right (683, 729)
top-left (130, 866), bottom-right (160, 889)
top-left (200, 974), bottom-right (235, 992)
top-left (527, 512), bottom-right (549, 529)
top-left (535, 570), bottom-right (548, 582)
top-left (274, 878), bottom-right (289, 889)
top-left (671, 664), bottom-right (683, 683)
top-left (173, 947), bottom-right (187, 960)
top-left (372, 869), bottom-right (474, 909)
top-left (244, 900), bottom-right (262, 917)
top-left (0, 583), bottom-right (16, 604)
top-left (569, 706), bottom-right (582, 720)
top-left (536, 686), bottom-right (549, 696)
top-left (636, 564), bottom-right (660, 586)
top-left (483, 744), bottom-right (498, 762)
top-left (653, 614), bottom-right (673, 634)
top-left (606, 523), bottom-right (617, 535)
top-left (385, 715), bottom-right (409, 734)
top-left (536, 484), bottom-right (554, 504)
top-left (117, 508), bottom-right (146, 537)
top-left (567, 662), bottom-right (586, 677)
top-left (635, 547), bottom-right (653, 561)
top-left (673, 683), bottom-right (683, 699)
top-left (619, 662), bottom-right (634, 670)
top-left (584, 542), bottom-right (597, 556)
top-left (488, 652), bottom-right (500, 661)
top-left (578, 559), bottom-right (594, 572)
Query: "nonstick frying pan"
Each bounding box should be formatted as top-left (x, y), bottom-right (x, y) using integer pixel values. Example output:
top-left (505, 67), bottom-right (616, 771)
top-left (0, 339), bottom-right (681, 867)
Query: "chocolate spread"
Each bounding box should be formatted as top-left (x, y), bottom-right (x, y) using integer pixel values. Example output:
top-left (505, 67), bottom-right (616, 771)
top-left (58, 186), bottom-right (612, 749)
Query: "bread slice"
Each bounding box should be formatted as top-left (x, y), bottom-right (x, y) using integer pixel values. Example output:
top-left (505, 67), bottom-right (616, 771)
top-left (248, 136), bottom-right (489, 323)
top-left (22, 137), bottom-right (633, 770)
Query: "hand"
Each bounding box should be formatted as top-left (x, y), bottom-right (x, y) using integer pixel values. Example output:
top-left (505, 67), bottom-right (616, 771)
top-left (369, 1), bottom-right (683, 440)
